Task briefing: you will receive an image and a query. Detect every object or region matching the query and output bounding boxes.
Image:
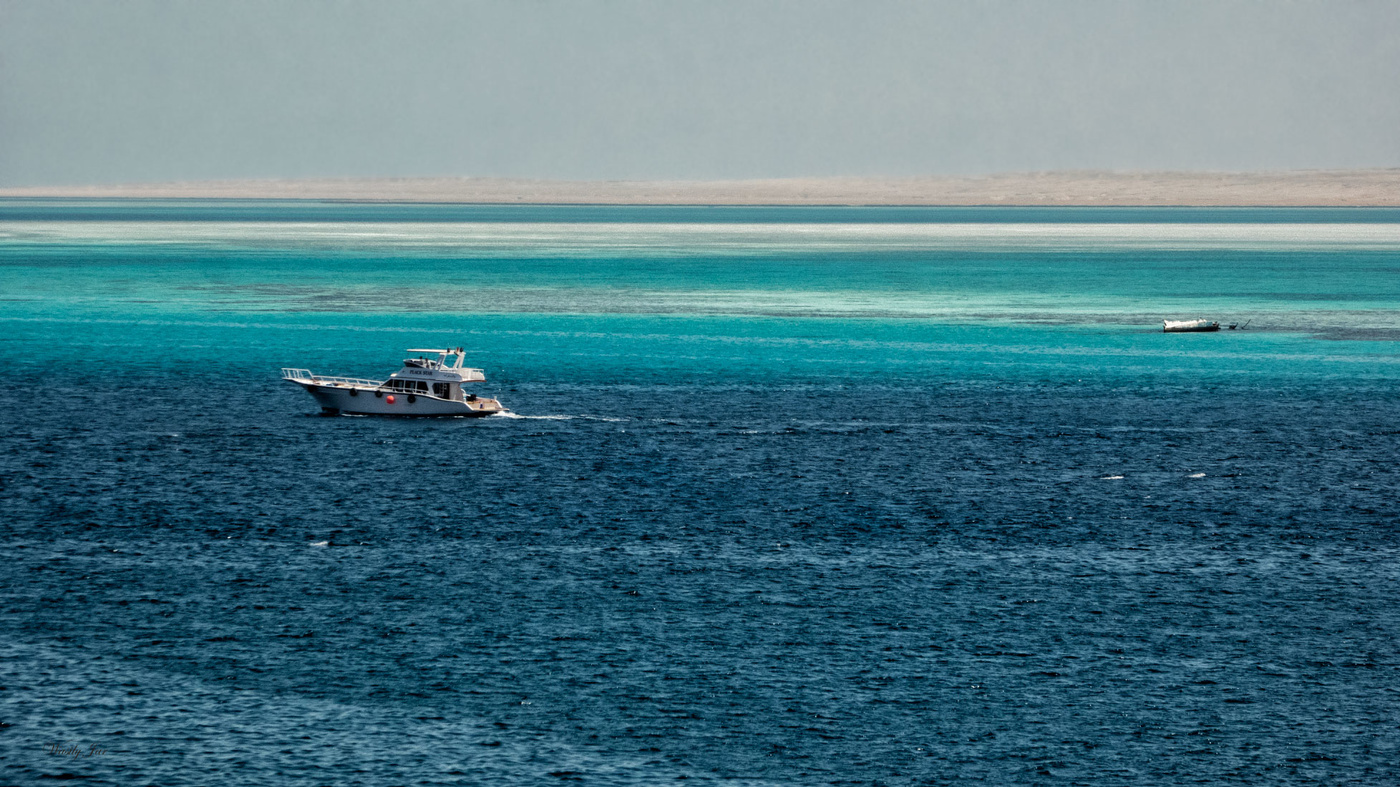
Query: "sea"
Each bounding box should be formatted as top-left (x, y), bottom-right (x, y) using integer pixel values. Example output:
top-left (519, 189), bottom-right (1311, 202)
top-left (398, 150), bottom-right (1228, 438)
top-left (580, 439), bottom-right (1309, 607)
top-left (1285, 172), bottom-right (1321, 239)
top-left (2, 200), bottom-right (1398, 785)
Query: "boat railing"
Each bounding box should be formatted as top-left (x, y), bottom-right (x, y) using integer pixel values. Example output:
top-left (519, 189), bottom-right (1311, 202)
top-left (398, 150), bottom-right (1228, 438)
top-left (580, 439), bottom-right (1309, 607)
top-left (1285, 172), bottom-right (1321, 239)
top-left (281, 368), bottom-right (384, 388)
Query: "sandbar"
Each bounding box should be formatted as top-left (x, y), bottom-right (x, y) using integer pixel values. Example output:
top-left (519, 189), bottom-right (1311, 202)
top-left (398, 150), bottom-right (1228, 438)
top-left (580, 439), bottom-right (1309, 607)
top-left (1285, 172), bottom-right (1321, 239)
top-left (2, 170), bottom-right (1398, 206)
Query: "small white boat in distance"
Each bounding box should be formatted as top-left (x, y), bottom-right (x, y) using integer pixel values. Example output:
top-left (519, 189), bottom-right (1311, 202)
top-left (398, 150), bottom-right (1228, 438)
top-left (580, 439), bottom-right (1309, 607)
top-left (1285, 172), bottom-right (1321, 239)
top-left (1163, 319), bottom-right (1220, 333)
top-left (282, 348), bottom-right (507, 417)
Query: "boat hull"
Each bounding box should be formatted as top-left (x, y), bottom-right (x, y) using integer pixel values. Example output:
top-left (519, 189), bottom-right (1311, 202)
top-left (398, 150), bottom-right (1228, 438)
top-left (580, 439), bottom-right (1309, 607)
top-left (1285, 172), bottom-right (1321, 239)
top-left (291, 382), bottom-right (504, 417)
top-left (1163, 319), bottom-right (1220, 333)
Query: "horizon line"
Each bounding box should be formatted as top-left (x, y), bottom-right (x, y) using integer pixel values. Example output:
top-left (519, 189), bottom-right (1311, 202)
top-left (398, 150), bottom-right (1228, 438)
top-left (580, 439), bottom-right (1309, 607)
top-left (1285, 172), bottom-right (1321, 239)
top-left (4, 169), bottom-right (1399, 207)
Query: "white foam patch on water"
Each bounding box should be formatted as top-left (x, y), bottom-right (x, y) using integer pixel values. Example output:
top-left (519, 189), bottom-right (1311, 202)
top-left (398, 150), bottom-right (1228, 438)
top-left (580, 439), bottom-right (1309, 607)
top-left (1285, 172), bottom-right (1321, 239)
top-left (1100, 475), bottom-right (1125, 480)
top-left (1187, 472), bottom-right (1207, 478)
top-left (494, 412), bottom-right (626, 422)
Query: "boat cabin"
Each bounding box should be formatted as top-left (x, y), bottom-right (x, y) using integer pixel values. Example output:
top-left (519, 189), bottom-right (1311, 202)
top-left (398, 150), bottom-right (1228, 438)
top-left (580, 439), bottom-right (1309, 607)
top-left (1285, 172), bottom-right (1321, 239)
top-left (383, 348), bottom-right (487, 400)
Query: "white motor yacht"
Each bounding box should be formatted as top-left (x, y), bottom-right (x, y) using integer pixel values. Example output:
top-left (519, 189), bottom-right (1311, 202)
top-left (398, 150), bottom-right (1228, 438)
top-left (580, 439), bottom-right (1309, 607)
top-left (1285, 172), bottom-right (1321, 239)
top-left (282, 348), bottom-right (507, 417)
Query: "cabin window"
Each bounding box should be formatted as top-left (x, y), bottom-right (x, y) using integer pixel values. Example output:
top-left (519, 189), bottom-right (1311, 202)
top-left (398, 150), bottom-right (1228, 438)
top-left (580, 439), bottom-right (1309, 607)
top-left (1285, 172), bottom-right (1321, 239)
top-left (432, 383), bottom-right (449, 398)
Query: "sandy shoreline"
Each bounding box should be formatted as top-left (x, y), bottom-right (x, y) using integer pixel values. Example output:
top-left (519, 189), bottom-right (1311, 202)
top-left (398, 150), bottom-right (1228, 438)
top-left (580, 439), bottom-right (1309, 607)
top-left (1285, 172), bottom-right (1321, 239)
top-left (2, 170), bottom-right (1398, 206)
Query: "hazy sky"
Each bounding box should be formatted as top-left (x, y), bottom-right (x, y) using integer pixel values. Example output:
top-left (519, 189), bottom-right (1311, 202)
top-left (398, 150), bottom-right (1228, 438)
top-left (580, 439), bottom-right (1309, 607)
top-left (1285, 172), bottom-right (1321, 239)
top-left (3, 0), bottom-right (1399, 185)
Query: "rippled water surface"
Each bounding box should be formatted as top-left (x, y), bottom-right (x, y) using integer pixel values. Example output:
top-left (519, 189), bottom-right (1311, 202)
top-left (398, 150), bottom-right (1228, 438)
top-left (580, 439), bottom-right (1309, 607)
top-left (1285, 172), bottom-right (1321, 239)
top-left (2, 202), bottom-right (1399, 785)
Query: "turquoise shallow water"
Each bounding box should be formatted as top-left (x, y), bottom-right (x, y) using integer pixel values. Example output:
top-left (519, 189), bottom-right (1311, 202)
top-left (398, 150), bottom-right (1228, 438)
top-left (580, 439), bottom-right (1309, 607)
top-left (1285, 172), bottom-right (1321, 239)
top-left (2, 201), bottom-right (1399, 785)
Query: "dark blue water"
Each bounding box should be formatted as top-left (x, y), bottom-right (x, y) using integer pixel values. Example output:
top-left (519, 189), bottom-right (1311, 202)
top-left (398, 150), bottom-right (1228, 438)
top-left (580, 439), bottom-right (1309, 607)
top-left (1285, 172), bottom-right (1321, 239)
top-left (3, 203), bottom-right (1399, 784)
